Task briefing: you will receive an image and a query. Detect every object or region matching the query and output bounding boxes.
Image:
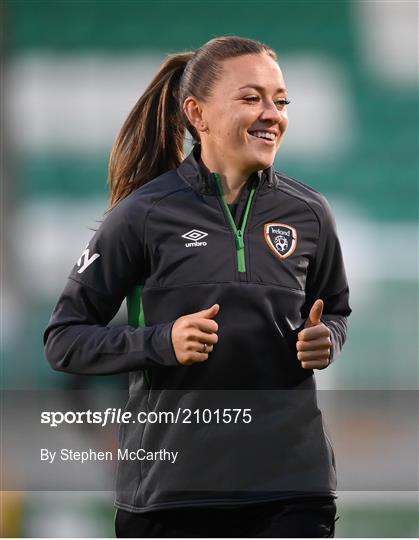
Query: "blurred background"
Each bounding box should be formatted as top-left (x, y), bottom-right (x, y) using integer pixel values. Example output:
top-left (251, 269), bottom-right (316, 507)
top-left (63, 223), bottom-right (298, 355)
top-left (1, 0), bottom-right (417, 537)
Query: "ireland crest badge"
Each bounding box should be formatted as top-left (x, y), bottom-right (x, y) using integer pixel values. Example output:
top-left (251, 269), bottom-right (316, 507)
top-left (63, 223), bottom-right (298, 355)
top-left (264, 222), bottom-right (298, 259)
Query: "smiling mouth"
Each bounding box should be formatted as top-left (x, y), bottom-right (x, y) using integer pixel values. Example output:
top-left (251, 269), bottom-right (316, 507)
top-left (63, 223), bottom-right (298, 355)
top-left (248, 131), bottom-right (277, 144)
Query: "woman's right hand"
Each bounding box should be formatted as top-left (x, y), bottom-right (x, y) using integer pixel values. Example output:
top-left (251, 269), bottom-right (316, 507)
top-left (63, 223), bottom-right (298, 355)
top-left (171, 304), bottom-right (220, 365)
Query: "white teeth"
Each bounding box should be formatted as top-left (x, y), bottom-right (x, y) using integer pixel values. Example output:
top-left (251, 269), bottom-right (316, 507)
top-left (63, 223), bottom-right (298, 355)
top-left (250, 131), bottom-right (276, 141)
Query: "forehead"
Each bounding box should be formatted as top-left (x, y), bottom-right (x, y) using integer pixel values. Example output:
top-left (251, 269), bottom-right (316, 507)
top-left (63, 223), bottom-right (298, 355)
top-left (214, 54), bottom-right (286, 93)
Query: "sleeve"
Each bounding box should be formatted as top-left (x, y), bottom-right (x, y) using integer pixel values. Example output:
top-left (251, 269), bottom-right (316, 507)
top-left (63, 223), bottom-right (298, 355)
top-left (43, 198), bottom-right (179, 375)
top-left (301, 196), bottom-right (352, 364)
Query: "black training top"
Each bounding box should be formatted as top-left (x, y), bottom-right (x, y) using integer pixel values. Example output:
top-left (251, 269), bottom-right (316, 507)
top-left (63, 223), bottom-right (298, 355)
top-left (44, 142), bottom-right (351, 513)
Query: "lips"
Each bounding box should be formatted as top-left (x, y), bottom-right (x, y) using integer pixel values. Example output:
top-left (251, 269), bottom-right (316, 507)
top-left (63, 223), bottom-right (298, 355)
top-left (248, 131), bottom-right (277, 144)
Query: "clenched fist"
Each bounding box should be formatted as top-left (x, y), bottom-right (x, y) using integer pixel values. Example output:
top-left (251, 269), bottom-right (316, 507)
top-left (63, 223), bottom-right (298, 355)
top-left (171, 304), bottom-right (220, 366)
top-left (296, 299), bottom-right (331, 370)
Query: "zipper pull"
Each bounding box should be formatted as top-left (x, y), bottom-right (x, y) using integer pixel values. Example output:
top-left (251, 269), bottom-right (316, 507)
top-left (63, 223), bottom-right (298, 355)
top-left (235, 230), bottom-right (244, 251)
top-left (236, 231), bottom-right (246, 273)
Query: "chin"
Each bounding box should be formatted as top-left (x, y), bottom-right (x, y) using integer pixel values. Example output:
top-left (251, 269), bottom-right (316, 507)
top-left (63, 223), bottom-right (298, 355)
top-left (249, 155), bottom-right (274, 172)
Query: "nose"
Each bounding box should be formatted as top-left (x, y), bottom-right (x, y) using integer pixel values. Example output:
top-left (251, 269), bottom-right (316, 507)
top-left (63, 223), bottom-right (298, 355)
top-left (260, 99), bottom-right (286, 124)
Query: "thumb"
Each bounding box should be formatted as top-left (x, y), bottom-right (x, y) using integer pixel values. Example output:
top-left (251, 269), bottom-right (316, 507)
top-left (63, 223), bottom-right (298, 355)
top-left (305, 299), bottom-right (324, 327)
top-left (193, 304), bottom-right (220, 319)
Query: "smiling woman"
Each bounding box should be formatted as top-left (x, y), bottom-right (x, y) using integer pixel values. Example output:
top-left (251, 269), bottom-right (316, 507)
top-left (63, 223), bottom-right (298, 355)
top-left (44, 35), bottom-right (351, 538)
top-left (182, 54), bottom-right (290, 202)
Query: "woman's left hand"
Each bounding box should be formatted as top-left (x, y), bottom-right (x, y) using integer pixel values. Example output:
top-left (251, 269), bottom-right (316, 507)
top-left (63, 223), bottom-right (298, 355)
top-left (296, 299), bottom-right (331, 370)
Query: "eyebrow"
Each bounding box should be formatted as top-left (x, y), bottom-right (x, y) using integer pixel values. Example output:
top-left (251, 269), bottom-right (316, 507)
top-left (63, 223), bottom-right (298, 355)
top-left (238, 84), bottom-right (288, 93)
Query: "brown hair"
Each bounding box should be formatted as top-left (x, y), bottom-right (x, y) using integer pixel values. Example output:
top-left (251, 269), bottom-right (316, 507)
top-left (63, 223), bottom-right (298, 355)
top-left (107, 36), bottom-right (277, 211)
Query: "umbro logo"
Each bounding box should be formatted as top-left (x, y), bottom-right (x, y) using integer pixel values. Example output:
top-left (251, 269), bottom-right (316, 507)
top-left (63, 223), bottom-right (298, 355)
top-left (181, 229), bottom-right (208, 248)
top-left (182, 229), bottom-right (208, 241)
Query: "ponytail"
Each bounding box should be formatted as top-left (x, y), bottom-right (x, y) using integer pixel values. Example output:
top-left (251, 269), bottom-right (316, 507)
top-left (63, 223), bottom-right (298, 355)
top-left (107, 52), bottom-right (193, 211)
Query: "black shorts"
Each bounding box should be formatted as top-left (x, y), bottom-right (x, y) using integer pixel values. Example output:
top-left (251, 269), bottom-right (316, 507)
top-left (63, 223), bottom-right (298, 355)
top-left (115, 496), bottom-right (338, 538)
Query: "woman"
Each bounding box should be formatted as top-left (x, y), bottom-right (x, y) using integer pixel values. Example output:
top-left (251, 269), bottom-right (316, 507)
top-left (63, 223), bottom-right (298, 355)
top-left (44, 36), bottom-right (351, 537)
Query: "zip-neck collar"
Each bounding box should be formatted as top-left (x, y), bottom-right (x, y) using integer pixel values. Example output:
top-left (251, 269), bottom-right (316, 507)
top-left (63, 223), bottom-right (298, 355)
top-left (177, 142), bottom-right (277, 195)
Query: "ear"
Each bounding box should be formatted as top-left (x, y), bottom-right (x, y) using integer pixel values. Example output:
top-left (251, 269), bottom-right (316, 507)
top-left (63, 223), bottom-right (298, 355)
top-left (183, 96), bottom-right (208, 133)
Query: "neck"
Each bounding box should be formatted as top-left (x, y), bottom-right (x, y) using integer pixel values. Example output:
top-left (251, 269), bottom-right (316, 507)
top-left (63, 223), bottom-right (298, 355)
top-left (200, 148), bottom-right (258, 204)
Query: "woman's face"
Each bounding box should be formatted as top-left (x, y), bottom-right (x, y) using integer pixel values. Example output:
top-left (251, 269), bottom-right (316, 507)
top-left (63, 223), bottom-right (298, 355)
top-left (197, 53), bottom-right (289, 175)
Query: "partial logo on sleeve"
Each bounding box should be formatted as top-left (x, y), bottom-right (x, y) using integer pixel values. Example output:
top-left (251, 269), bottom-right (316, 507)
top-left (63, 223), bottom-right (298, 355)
top-left (264, 223), bottom-right (298, 259)
top-left (77, 245), bottom-right (100, 273)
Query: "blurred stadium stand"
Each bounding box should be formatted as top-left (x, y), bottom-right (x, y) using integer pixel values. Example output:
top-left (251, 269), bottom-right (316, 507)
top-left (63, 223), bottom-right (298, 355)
top-left (1, 0), bottom-right (417, 537)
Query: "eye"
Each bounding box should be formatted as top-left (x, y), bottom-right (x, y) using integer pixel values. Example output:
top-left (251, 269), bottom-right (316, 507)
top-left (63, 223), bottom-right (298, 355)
top-left (243, 96), bottom-right (291, 108)
top-left (274, 98), bottom-right (291, 109)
